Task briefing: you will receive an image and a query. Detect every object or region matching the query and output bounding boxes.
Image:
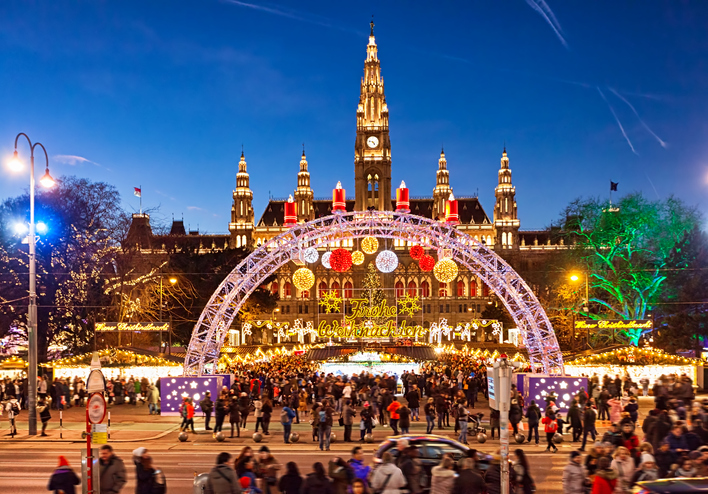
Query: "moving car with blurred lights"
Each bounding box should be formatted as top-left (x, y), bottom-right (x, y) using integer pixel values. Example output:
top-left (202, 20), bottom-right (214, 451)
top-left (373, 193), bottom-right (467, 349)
top-left (634, 477), bottom-right (708, 493)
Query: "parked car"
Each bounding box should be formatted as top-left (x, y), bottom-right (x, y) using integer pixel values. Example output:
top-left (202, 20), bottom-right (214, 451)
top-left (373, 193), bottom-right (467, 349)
top-left (373, 434), bottom-right (491, 491)
top-left (635, 477), bottom-right (708, 493)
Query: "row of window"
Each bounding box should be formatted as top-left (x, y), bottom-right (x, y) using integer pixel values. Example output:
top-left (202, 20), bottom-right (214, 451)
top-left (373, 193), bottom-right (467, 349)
top-left (285, 303), bottom-right (485, 315)
top-left (270, 280), bottom-right (490, 299)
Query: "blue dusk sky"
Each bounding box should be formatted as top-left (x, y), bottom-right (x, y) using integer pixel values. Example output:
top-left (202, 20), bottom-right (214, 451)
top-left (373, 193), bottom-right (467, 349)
top-left (1, 1), bottom-right (707, 233)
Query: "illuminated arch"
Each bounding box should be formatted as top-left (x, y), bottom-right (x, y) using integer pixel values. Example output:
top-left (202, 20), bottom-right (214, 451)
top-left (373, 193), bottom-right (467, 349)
top-left (184, 211), bottom-right (564, 375)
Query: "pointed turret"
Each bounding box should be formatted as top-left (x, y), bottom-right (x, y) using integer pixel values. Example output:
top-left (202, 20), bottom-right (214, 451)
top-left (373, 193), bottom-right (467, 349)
top-left (229, 150), bottom-right (254, 248)
top-left (493, 147), bottom-right (519, 249)
top-left (294, 146), bottom-right (314, 221)
top-left (433, 149), bottom-right (452, 220)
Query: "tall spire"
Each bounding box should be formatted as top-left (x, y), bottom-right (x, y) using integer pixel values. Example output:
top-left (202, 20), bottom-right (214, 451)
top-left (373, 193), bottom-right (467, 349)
top-left (230, 148), bottom-right (254, 247)
top-left (494, 146), bottom-right (519, 249)
top-left (370, 15), bottom-right (374, 36)
top-left (295, 147), bottom-right (314, 222)
top-left (433, 149), bottom-right (452, 220)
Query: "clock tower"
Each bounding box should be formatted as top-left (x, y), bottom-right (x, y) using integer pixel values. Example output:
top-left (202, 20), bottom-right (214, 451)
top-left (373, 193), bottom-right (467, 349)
top-left (355, 19), bottom-right (392, 211)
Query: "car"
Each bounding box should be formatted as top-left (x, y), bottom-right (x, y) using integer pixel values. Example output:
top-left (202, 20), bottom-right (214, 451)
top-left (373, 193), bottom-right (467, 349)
top-left (634, 477), bottom-right (708, 493)
top-left (372, 434), bottom-right (492, 491)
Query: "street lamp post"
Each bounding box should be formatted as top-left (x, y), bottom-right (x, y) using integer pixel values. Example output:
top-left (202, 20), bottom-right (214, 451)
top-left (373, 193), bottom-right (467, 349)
top-left (9, 132), bottom-right (55, 436)
top-left (159, 275), bottom-right (177, 353)
top-left (570, 271), bottom-right (590, 349)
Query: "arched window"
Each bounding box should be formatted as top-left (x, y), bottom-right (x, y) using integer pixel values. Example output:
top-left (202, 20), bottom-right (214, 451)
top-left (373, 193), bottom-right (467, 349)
top-left (469, 280), bottom-right (477, 297)
top-left (407, 281), bottom-right (417, 297)
top-left (236, 236), bottom-right (241, 248)
top-left (395, 281), bottom-right (404, 298)
top-left (439, 283), bottom-right (448, 298)
top-left (331, 281), bottom-right (341, 297)
top-left (344, 281), bottom-right (353, 299)
top-left (302, 290), bottom-right (309, 299)
top-left (284, 282), bottom-right (292, 298)
top-left (483, 284), bottom-right (490, 297)
top-left (318, 281), bottom-right (328, 298)
top-left (457, 280), bottom-right (465, 297)
top-left (421, 281), bottom-right (430, 298)
top-left (271, 282), bottom-right (279, 296)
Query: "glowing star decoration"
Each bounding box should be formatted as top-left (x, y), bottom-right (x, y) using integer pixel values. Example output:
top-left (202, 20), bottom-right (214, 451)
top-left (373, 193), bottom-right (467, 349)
top-left (318, 290), bottom-right (342, 314)
top-left (559, 381), bottom-right (568, 389)
top-left (361, 236), bottom-right (379, 255)
top-left (303, 247), bottom-right (319, 263)
top-left (321, 251), bottom-right (332, 269)
top-left (419, 254), bottom-right (435, 272)
top-left (292, 267), bottom-right (315, 291)
top-left (375, 250), bottom-right (398, 273)
top-left (397, 294), bottom-right (421, 317)
top-left (190, 381), bottom-right (198, 389)
top-left (410, 245), bottom-right (425, 260)
top-left (434, 258), bottom-right (458, 283)
top-left (351, 251), bottom-right (365, 265)
top-left (330, 248), bottom-right (353, 272)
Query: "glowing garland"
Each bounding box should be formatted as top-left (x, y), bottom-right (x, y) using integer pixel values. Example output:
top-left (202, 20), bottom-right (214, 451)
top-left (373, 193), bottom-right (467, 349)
top-left (303, 247), bottom-right (319, 263)
top-left (292, 267), bottom-right (315, 291)
top-left (321, 251), bottom-right (332, 269)
top-left (419, 254), bottom-right (435, 272)
top-left (376, 250), bottom-right (398, 273)
top-left (330, 248), bottom-right (353, 272)
top-left (410, 245), bottom-right (425, 260)
top-left (351, 251), bottom-right (365, 265)
top-left (434, 258), bottom-right (458, 283)
top-left (566, 346), bottom-right (699, 366)
top-left (361, 236), bottom-right (379, 255)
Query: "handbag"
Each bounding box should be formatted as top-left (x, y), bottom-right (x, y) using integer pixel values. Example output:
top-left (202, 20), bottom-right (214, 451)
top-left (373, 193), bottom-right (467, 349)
top-left (338, 415), bottom-right (344, 427)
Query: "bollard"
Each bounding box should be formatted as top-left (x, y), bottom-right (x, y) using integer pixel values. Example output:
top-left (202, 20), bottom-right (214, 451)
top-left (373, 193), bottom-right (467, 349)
top-left (108, 411), bottom-right (111, 439)
top-left (60, 410), bottom-right (63, 439)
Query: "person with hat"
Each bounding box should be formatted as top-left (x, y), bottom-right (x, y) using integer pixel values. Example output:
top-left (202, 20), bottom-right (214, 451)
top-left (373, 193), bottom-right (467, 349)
top-left (562, 451), bottom-right (586, 494)
top-left (630, 453), bottom-right (659, 485)
top-left (48, 456), bottom-right (80, 494)
top-left (360, 402), bottom-right (373, 441)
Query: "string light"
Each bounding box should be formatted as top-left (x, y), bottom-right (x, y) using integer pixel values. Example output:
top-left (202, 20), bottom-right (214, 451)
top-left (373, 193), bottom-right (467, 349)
top-left (292, 267), bottom-right (315, 291)
top-left (376, 250), bottom-right (398, 273)
top-left (410, 245), bottom-right (425, 260)
top-left (303, 247), bottom-right (319, 263)
top-left (361, 236), bottom-right (379, 255)
top-left (419, 254), bottom-right (435, 272)
top-left (434, 258), bottom-right (458, 282)
top-left (330, 248), bottom-right (352, 272)
top-left (321, 251), bottom-right (332, 269)
top-left (351, 251), bottom-right (365, 265)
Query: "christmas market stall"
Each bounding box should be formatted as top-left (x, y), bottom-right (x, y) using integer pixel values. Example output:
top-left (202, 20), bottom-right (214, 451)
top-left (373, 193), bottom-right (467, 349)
top-left (0, 355), bottom-right (27, 379)
top-left (41, 347), bottom-right (183, 382)
top-left (564, 346), bottom-right (702, 385)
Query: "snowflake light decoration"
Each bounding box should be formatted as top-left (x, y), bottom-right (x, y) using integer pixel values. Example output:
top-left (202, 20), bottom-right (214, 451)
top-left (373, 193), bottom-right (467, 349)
top-left (321, 251), bottom-right (332, 269)
top-left (318, 290), bottom-right (342, 313)
top-left (397, 293), bottom-right (421, 317)
top-left (303, 247), bottom-right (319, 263)
top-left (351, 250), bottom-right (365, 265)
top-left (376, 250), bottom-right (398, 273)
top-left (361, 236), bottom-right (379, 254)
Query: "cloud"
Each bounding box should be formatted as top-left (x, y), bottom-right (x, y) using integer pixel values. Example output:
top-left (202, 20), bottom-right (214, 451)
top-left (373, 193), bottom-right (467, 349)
top-left (523, 0), bottom-right (569, 50)
top-left (220, 0), bottom-right (364, 36)
top-left (155, 189), bottom-right (177, 201)
top-left (54, 154), bottom-right (107, 168)
top-left (187, 206), bottom-right (206, 212)
top-left (597, 87), bottom-right (638, 155)
top-left (608, 88), bottom-right (668, 149)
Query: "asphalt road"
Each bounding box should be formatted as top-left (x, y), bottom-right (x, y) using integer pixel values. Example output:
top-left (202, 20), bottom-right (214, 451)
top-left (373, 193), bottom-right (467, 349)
top-left (0, 439), bottom-right (569, 493)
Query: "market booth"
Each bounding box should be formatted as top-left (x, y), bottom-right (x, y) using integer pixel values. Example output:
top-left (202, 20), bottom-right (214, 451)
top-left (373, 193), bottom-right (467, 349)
top-left (564, 346), bottom-right (702, 386)
top-left (42, 347), bottom-right (183, 382)
top-left (0, 355), bottom-right (27, 379)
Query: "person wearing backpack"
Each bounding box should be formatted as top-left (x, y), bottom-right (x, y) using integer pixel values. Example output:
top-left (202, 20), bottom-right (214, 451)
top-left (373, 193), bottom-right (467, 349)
top-left (525, 400), bottom-right (541, 445)
top-left (38, 397), bottom-right (52, 437)
top-left (205, 452), bottom-right (240, 494)
top-left (133, 450), bottom-right (164, 494)
top-left (318, 400), bottom-right (334, 451)
top-left (281, 405), bottom-right (296, 443)
top-left (201, 391), bottom-right (214, 431)
top-left (370, 453), bottom-right (406, 494)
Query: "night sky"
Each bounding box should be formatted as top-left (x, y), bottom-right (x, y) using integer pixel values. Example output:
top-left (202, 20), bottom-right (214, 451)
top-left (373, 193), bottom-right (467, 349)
top-left (1, 1), bottom-right (706, 234)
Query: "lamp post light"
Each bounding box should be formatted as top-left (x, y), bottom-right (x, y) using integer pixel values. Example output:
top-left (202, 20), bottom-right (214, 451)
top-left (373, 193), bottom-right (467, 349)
top-left (159, 275), bottom-right (177, 353)
top-left (8, 132), bottom-right (55, 436)
top-left (570, 271), bottom-right (590, 350)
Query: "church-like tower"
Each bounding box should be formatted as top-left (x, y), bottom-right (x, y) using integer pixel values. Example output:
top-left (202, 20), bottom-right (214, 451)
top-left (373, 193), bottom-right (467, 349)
top-left (354, 20), bottom-right (392, 211)
top-left (294, 148), bottom-right (314, 222)
top-left (229, 150), bottom-right (254, 248)
top-left (433, 149), bottom-right (452, 220)
top-left (493, 148), bottom-right (519, 249)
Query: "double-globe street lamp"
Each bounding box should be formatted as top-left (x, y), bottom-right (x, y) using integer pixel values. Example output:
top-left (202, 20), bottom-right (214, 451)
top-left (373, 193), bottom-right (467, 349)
top-left (8, 132), bottom-right (55, 436)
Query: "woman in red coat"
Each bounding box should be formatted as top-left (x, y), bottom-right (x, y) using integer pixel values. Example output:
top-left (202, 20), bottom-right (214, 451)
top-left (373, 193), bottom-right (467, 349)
top-left (591, 457), bottom-right (618, 494)
top-left (541, 414), bottom-right (559, 453)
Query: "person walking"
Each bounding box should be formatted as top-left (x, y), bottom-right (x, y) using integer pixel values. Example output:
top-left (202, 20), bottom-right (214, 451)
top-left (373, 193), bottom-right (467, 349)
top-left (146, 384), bottom-right (159, 415)
top-left (360, 402), bottom-right (373, 442)
top-left (261, 397), bottom-right (273, 435)
top-left (542, 413), bottom-right (559, 453)
top-left (38, 397), bottom-right (52, 436)
top-left (387, 396), bottom-right (401, 436)
top-left (398, 403), bottom-right (411, 435)
top-left (452, 457), bottom-right (484, 494)
top-left (318, 400), bottom-right (334, 451)
top-left (567, 401), bottom-right (583, 443)
top-left (424, 397), bottom-right (436, 434)
top-left (561, 451), bottom-right (586, 494)
top-left (511, 450), bottom-right (535, 494)
top-left (348, 447), bottom-right (371, 488)
top-left (201, 391), bottom-right (214, 431)
top-left (230, 393), bottom-right (241, 438)
top-left (99, 445), bottom-right (127, 494)
top-left (205, 452), bottom-right (240, 494)
top-left (278, 462), bottom-right (302, 494)
top-left (214, 392), bottom-right (227, 434)
top-left (525, 400), bottom-right (541, 445)
top-left (328, 457), bottom-right (353, 494)
top-left (610, 446), bottom-right (634, 494)
top-left (370, 453), bottom-right (406, 494)
top-left (431, 457), bottom-right (456, 494)
top-left (254, 397), bottom-right (264, 433)
top-left (302, 462), bottom-right (334, 494)
top-left (258, 446), bottom-right (279, 494)
top-left (406, 385), bottom-right (420, 422)
top-left (280, 404), bottom-right (296, 443)
top-left (591, 457), bottom-right (618, 494)
top-left (580, 405), bottom-right (597, 452)
top-left (342, 399), bottom-right (356, 442)
top-left (133, 449), bottom-right (157, 494)
top-left (48, 456), bottom-right (80, 494)
top-left (239, 392), bottom-right (250, 430)
top-left (457, 400), bottom-right (469, 445)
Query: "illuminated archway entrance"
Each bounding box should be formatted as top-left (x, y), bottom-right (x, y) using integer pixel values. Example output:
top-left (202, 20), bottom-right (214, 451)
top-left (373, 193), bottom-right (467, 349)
top-left (185, 211), bottom-right (564, 375)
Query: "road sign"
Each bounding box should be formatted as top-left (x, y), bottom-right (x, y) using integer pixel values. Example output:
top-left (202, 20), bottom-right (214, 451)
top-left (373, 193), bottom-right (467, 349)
top-left (87, 393), bottom-right (106, 425)
top-left (91, 424), bottom-right (108, 444)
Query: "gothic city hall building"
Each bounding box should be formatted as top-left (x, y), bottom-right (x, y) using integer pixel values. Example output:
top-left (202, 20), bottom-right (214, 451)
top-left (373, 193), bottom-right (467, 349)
top-left (125, 24), bottom-right (567, 344)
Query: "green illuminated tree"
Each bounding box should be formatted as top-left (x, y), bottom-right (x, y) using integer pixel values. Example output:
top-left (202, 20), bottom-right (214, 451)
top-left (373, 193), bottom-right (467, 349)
top-left (561, 193), bottom-right (700, 345)
top-left (362, 262), bottom-right (386, 323)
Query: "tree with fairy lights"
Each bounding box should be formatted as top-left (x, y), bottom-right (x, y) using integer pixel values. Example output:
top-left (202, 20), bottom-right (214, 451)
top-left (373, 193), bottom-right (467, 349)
top-left (362, 262), bottom-right (387, 324)
top-left (561, 192), bottom-right (700, 346)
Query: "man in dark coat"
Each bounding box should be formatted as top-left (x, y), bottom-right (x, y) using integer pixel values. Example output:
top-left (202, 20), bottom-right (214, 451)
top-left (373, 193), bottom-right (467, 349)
top-left (452, 457), bottom-right (485, 494)
top-left (567, 401), bottom-right (583, 442)
top-left (405, 386), bottom-right (420, 422)
top-left (99, 445), bottom-right (126, 494)
top-left (201, 391), bottom-right (214, 431)
top-left (524, 400), bottom-right (541, 445)
top-left (579, 406), bottom-right (597, 451)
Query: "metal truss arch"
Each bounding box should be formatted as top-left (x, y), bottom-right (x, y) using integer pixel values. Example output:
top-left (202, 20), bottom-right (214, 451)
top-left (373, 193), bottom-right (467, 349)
top-left (184, 211), bottom-right (564, 375)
